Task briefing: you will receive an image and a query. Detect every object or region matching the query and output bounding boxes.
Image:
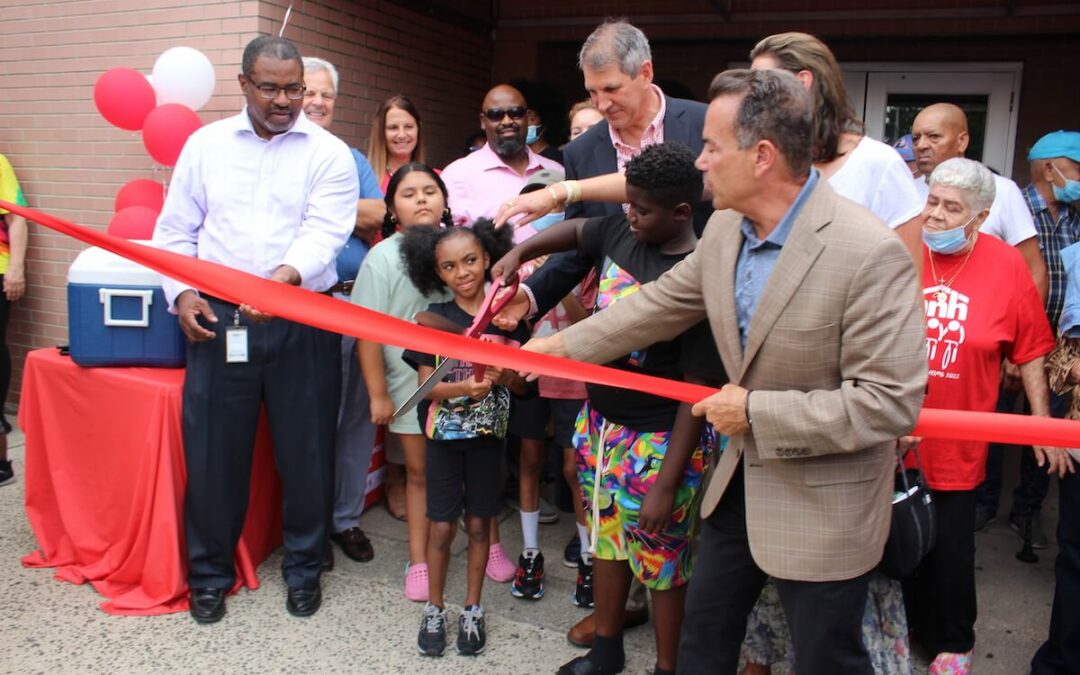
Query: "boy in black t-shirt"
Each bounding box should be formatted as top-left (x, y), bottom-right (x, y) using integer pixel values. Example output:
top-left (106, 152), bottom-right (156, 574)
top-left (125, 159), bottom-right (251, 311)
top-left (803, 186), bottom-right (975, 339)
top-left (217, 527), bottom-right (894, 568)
top-left (494, 143), bottom-right (725, 675)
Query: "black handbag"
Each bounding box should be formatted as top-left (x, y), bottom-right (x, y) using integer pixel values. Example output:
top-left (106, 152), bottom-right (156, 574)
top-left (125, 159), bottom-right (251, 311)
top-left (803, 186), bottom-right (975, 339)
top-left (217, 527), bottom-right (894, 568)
top-left (879, 444), bottom-right (937, 580)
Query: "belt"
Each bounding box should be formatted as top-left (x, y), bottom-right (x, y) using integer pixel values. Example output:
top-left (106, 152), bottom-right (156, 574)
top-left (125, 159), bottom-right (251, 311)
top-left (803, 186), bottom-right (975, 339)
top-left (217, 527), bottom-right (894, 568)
top-left (327, 279), bottom-right (354, 295)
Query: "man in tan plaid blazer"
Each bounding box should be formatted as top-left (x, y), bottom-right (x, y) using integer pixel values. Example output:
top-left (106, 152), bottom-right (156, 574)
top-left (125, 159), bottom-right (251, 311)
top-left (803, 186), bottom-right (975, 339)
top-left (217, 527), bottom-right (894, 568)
top-left (527, 70), bottom-right (926, 674)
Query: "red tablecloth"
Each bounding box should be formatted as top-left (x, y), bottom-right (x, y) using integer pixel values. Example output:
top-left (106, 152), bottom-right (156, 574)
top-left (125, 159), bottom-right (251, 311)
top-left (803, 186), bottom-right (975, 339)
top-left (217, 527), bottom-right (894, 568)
top-left (19, 348), bottom-right (282, 615)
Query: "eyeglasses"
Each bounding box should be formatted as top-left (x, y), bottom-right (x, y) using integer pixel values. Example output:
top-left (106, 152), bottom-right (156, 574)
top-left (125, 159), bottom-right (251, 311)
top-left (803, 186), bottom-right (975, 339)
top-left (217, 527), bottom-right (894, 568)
top-left (246, 78), bottom-right (306, 101)
top-left (482, 106), bottom-right (527, 122)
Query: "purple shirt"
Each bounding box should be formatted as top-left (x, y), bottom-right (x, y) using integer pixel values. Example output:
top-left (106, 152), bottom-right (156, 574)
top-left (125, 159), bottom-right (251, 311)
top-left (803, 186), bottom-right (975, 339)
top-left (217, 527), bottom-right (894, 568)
top-left (441, 142), bottom-right (563, 226)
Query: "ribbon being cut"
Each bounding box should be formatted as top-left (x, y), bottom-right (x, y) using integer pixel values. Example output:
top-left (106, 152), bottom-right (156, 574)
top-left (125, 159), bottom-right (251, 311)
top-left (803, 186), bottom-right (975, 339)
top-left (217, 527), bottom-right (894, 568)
top-left (4, 198), bottom-right (1080, 449)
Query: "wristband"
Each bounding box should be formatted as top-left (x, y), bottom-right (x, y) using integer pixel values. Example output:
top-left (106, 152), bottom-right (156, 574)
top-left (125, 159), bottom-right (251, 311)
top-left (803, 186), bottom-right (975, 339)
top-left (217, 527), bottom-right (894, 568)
top-left (546, 185), bottom-right (563, 208)
top-left (744, 390), bottom-right (753, 427)
top-left (564, 180), bottom-right (582, 204)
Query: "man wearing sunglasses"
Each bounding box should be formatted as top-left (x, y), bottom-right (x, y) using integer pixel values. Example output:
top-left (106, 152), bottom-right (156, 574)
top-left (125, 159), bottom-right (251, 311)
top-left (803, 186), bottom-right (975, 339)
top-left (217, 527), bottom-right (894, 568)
top-left (441, 84), bottom-right (563, 228)
top-left (152, 35), bottom-right (358, 624)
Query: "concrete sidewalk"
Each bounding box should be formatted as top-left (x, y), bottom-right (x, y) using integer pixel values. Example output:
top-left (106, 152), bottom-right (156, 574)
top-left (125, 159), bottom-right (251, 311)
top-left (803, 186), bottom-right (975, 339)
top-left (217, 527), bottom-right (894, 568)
top-left (0, 423), bottom-right (1059, 674)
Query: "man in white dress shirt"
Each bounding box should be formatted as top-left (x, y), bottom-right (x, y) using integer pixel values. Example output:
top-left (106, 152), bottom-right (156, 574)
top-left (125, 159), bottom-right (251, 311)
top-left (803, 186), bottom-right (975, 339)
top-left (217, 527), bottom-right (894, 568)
top-left (152, 36), bottom-right (358, 623)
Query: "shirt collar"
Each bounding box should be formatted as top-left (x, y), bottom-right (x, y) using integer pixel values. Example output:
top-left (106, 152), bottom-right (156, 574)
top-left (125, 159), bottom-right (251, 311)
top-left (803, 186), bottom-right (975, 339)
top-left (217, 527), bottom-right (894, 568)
top-left (740, 169), bottom-right (821, 249)
top-left (474, 141), bottom-right (546, 173)
top-left (608, 85), bottom-right (667, 151)
top-left (232, 106), bottom-right (314, 139)
top-left (1024, 183), bottom-right (1051, 214)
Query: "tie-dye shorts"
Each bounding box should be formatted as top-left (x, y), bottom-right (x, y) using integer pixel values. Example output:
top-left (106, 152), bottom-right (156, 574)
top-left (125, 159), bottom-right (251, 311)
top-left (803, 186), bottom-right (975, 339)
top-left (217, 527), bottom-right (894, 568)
top-left (573, 401), bottom-right (714, 591)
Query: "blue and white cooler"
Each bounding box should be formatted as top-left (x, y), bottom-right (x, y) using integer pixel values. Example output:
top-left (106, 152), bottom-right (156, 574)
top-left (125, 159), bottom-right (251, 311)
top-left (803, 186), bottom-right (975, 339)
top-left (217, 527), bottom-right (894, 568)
top-left (67, 245), bottom-right (185, 367)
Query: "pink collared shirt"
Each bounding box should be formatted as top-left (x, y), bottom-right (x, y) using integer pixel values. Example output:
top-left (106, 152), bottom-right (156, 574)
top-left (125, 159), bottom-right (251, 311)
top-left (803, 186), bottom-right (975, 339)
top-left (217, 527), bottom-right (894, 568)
top-left (609, 85), bottom-right (666, 213)
top-left (440, 143), bottom-right (563, 226)
top-left (609, 84), bottom-right (667, 174)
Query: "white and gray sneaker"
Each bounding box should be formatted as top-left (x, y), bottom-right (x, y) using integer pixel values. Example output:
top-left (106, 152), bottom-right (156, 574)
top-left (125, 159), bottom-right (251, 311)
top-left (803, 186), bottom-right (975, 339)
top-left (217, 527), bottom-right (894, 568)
top-left (456, 604), bottom-right (487, 656)
top-left (417, 603), bottom-right (448, 657)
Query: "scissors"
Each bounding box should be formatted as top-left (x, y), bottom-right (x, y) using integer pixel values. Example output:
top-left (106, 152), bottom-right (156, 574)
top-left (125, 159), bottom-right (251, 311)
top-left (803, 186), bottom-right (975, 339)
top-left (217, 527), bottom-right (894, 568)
top-left (394, 276), bottom-right (520, 418)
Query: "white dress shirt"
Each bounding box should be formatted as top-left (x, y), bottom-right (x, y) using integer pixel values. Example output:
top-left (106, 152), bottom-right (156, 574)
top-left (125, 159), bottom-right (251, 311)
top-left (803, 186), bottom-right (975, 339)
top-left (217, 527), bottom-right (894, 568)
top-left (153, 108), bottom-right (359, 308)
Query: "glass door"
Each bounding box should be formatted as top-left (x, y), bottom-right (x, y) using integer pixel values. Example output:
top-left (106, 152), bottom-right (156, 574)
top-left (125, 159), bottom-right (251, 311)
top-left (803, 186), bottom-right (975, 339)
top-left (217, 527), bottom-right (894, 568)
top-left (862, 70), bottom-right (1020, 177)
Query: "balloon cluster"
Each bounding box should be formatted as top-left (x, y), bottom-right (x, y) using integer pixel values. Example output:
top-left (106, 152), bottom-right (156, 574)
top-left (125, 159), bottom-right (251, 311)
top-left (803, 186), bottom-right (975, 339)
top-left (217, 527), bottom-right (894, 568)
top-left (93, 47), bottom-right (216, 239)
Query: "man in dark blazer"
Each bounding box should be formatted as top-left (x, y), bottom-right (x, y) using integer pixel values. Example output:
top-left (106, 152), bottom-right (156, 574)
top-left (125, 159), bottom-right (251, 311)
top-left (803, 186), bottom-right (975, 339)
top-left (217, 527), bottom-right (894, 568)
top-left (563, 21), bottom-right (710, 234)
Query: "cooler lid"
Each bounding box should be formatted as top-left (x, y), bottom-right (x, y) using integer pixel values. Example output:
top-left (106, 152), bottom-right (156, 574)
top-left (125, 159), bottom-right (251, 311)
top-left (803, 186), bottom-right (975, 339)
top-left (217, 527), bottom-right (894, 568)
top-left (67, 242), bottom-right (166, 286)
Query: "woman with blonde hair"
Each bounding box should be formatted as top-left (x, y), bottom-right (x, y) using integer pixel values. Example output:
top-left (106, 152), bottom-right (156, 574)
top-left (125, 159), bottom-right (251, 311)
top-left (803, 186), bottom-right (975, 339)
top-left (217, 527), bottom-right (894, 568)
top-left (367, 94), bottom-right (427, 193)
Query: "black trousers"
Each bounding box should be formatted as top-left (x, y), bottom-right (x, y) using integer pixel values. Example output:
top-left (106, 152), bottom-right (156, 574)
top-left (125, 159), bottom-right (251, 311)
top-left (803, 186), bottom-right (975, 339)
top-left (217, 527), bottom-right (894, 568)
top-left (902, 489), bottom-right (977, 655)
top-left (183, 297), bottom-right (340, 591)
top-left (677, 464), bottom-right (873, 675)
top-left (1032, 469), bottom-right (1080, 674)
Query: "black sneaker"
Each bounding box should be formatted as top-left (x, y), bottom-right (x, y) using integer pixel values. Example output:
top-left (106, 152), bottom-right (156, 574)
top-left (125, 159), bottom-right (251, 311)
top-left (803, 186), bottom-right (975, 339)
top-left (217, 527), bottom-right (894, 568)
top-left (511, 550), bottom-right (545, 599)
top-left (563, 534), bottom-right (582, 568)
top-left (417, 603), bottom-right (448, 657)
top-left (0, 459), bottom-right (13, 487)
top-left (573, 557), bottom-right (594, 608)
top-left (456, 604), bottom-right (487, 655)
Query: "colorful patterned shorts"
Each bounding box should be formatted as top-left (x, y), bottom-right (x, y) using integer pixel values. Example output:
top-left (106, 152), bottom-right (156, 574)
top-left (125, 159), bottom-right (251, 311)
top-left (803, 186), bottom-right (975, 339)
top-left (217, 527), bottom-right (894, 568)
top-left (572, 402), bottom-right (713, 591)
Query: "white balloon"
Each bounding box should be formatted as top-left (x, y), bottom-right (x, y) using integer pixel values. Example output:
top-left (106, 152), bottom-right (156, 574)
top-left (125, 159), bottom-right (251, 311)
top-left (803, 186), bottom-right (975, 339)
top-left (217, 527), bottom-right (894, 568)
top-left (152, 47), bottom-right (215, 111)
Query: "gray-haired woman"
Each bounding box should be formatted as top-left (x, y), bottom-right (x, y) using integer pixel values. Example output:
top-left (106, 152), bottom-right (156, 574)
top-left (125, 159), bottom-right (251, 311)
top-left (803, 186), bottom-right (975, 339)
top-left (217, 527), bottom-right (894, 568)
top-left (904, 157), bottom-right (1068, 673)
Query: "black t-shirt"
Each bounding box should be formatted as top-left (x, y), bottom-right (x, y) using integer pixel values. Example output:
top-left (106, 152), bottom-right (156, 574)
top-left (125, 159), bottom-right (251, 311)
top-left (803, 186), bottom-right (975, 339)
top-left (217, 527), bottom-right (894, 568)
top-left (578, 214), bottom-right (720, 431)
top-left (403, 298), bottom-right (534, 440)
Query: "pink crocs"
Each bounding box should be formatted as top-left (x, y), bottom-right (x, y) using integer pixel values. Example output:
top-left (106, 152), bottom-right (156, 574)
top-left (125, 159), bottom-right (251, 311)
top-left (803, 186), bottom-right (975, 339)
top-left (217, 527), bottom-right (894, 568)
top-left (486, 543), bottom-right (516, 583)
top-left (404, 562), bottom-right (429, 602)
top-left (929, 651), bottom-right (973, 675)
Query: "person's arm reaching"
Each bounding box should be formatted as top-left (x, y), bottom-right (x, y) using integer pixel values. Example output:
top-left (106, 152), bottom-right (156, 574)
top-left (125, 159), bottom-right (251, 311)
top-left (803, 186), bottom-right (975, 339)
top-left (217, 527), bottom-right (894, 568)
top-left (494, 174), bottom-right (629, 228)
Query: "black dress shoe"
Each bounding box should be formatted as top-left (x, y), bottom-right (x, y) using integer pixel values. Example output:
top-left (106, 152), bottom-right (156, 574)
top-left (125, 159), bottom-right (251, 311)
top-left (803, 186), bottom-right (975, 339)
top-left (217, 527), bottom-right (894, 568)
top-left (330, 527), bottom-right (374, 563)
top-left (189, 587), bottom-right (226, 624)
top-left (557, 655), bottom-right (624, 675)
top-left (286, 585), bottom-right (322, 617)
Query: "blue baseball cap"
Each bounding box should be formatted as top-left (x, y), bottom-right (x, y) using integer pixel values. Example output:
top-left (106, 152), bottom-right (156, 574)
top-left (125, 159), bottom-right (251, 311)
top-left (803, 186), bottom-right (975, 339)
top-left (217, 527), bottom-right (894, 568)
top-left (893, 134), bottom-right (915, 162)
top-left (1028, 130), bottom-right (1080, 162)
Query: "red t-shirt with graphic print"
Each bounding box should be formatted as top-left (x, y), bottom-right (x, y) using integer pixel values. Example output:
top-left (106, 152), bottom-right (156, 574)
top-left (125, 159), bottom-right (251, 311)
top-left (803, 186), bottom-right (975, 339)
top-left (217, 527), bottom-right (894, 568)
top-left (912, 234), bottom-right (1055, 490)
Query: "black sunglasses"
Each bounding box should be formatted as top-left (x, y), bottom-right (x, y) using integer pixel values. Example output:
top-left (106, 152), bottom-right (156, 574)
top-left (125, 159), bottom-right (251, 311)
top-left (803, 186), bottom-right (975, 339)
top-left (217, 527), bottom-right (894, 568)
top-left (483, 106), bottom-right (527, 122)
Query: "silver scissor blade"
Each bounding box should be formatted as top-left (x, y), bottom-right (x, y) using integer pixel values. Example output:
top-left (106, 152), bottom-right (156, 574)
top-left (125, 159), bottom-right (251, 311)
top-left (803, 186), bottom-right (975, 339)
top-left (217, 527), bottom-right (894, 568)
top-left (394, 357), bottom-right (459, 418)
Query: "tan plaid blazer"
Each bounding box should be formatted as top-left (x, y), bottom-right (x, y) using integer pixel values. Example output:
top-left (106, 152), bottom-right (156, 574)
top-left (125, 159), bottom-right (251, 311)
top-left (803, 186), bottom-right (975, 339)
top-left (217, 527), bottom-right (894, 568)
top-left (561, 181), bottom-right (927, 581)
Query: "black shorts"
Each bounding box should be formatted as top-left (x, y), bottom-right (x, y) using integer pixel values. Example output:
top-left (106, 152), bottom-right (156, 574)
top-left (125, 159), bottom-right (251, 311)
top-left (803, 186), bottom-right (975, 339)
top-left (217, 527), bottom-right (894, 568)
top-left (425, 436), bottom-right (504, 521)
top-left (509, 396), bottom-right (584, 448)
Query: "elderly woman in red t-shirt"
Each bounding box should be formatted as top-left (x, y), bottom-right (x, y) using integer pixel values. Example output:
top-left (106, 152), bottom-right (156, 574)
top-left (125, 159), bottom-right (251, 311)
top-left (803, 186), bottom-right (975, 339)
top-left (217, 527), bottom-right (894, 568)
top-left (904, 157), bottom-right (1071, 674)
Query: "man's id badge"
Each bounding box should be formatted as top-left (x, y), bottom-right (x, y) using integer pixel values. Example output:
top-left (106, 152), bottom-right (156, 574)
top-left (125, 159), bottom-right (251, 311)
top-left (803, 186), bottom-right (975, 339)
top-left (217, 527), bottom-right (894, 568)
top-left (226, 310), bottom-right (249, 363)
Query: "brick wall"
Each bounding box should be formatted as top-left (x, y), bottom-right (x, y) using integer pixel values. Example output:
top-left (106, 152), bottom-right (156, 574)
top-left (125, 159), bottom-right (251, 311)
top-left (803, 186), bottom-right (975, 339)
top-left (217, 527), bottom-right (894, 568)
top-left (0, 0), bottom-right (493, 405)
top-left (262, 0), bottom-right (493, 169)
top-left (0, 0), bottom-right (260, 405)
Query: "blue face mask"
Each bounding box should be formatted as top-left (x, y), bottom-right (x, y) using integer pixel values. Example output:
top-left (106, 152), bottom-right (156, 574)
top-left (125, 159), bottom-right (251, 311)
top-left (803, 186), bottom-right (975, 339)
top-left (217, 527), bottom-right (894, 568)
top-left (530, 212), bottom-right (563, 232)
top-left (1052, 165), bottom-right (1080, 204)
top-left (526, 125), bottom-right (540, 145)
top-left (922, 214), bottom-right (977, 255)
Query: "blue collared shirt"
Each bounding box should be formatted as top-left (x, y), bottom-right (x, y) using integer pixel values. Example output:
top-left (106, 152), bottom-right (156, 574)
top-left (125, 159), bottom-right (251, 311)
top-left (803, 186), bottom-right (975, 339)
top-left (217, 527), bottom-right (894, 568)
top-left (735, 170), bottom-right (820, 349)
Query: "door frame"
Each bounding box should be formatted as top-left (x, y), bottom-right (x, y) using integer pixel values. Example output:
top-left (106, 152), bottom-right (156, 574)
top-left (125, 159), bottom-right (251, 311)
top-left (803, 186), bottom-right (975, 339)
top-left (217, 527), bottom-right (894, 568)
top-left (844, 62), bottom-right (1023, 177)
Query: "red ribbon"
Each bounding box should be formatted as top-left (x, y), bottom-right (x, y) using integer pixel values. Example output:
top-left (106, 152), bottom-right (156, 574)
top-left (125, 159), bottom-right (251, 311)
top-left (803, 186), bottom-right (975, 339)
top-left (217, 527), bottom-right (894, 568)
top-left (5, 198), bottom-right (1080, 448)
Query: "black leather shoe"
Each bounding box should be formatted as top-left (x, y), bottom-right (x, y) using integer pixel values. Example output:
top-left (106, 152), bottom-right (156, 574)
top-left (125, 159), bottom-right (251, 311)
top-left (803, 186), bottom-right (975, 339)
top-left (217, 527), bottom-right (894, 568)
top-left (557, 655), bottom-right (624, 675)
top-left (286, 585), bottom-right (322, 617)
top-left (189, 587), bottom-right (226, 624)
top-left (330, 527), bottom-right (374, 563)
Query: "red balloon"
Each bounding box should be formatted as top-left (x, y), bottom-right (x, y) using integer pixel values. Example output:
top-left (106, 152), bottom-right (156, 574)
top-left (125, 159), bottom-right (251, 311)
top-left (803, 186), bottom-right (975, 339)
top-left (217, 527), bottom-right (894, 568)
top-left (142, 104), bottom-right (202, 167)
top-left (94, 68), bottom-right (157, 131)
top-left (115, 179), bottom-right (165, 213)
top-left (107, 206), bottom-right (159, 240)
